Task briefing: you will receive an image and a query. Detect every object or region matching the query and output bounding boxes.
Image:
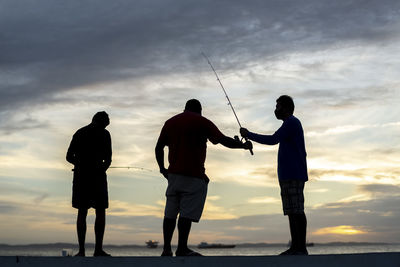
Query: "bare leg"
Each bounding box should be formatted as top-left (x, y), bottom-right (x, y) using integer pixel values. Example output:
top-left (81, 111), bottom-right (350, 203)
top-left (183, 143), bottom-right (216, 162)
top-left (76, 209), bottom-right (88, 257)
top-left (177, 217), bottom-right (191, 252)
top-left (289, 214), bottom-right (297, 250)
top-left (295, 213), bottom-right (308, 252)
top-left (93, 208), bottom-right (110, 256)
top-left (280, 213), bottom-right (308, 255)
top-left (175, 217), bottom-right (201, 256)
top-left (162, 217), bottom-right (176, 256)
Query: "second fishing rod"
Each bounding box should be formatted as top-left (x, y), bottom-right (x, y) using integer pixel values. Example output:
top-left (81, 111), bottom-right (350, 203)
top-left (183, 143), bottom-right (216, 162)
top-left (202, 52), bottom-right (253, 155)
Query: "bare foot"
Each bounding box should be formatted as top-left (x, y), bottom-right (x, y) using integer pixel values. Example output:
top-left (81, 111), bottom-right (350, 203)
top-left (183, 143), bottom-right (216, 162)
top-left (93, 250), bottom-right (111, 257)
top-left (74, 251), bottom-right (85, 257)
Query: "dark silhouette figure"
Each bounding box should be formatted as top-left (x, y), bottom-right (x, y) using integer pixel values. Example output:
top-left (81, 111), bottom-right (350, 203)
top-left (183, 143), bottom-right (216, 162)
top-left (241, 95), bottom-right (309, 255)
top-left (66, 111), bottom-right (112, 257)
top-left (155, 99), bottom-right (252, 257)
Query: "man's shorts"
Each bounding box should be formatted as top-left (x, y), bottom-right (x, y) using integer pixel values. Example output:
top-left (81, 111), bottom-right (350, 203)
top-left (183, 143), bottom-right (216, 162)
top-left (72, 169), bottom-right (109, 210)
top-left (279, 180), bottom-right (305, 215)
top-left (164, 173), bottom-right (208, 223)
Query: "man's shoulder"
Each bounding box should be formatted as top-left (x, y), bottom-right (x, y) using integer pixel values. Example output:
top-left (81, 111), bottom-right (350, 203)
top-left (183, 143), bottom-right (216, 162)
top-left (166, 111), bottom-right (211, 124)
top-left (166, 112), bottom-right (183, 122)
top-left (284, 116), bottom-right (304, 134)
top-left (286, 115), bottom-right (302, 125)
top-left (191, 113), bottom-right (217, 129)
top-left (74, 124), bottom-right (109, 137)
top-left (74, 124), bottom-right (91, 135)
top-left (103, 128), bottom-right (111, 138)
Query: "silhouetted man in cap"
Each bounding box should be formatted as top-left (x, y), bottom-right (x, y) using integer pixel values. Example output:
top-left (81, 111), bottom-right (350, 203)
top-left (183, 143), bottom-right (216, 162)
top-left (241, 95), bottom-right (309, 255)
top-left (156, 99), bottom-right (252, 257)
top-left (66, 111), bottom-right (112, 257)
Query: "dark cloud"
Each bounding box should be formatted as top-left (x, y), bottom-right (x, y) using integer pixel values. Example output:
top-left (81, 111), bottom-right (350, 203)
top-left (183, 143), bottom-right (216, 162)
top-left (309, 195), bottom-right (400, 233)
top-left (33, 193), bottom-right (50, 204)
top-left (1, 0), bottom-right (399, 112)
top-left (46, 191), bottom-right (400, 243)
top-left (359, 184), bottom-right (400, 197)
top-left (249, 166), bottom-right (277, 180)
top-left (0, 179), bottom-right (51, 202)
top-left (90, 183), bottom-right (400, 243)
top-left (0, 114), bottom-right (50, 135)
top-left (2, 182), bottom-right (399, 243)
top-left (0, 202), bottom-right (18, 214)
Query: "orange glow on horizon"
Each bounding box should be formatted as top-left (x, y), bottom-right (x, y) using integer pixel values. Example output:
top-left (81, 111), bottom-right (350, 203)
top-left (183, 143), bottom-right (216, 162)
top-left (313, 225), bottom-right (367, 235)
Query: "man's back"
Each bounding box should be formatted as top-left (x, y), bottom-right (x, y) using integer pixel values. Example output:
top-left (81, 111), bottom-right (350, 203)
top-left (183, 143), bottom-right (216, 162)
top-left (67, 124), bottom-right (112, 170)
top-left (158, 111), bottom-right (223, 179)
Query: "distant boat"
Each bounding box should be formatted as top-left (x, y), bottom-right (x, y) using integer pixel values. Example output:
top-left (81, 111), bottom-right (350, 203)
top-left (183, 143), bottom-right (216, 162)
top-left (145, 240), bottom-right (159, 248)
top-left (197, 242), bottom-right (236, 249)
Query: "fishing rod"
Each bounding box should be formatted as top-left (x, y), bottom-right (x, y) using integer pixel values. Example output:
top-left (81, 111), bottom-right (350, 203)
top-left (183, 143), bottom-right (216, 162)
top-left (108, 166), bottom-right (154, 172)
top-left (72, 166), bottom-right (154, 172)
top-left (201, 52), bottom-right (253, 155)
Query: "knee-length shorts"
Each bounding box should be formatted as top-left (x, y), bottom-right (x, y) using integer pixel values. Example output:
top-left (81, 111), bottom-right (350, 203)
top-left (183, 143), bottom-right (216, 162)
top-left (279, 180), bottom-right (305, 215)
top-left (72, 169), bottom-right (109, 210)
top-left (164, 173), bottom-right (208, 222)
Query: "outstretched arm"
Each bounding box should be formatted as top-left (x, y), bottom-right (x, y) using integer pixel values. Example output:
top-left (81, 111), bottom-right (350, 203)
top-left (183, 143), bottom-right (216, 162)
top-left (241, 127), bottom-right (280, 145)
top-left (218, 136), bottom-right (253, 150)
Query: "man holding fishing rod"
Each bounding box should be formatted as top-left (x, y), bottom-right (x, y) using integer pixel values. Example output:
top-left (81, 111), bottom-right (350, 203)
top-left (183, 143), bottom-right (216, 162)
top-left (66, 111), bottom-right (112, 257)
top-left (155, 99), bottom-right (253, 257)
top-left (240, 95), bottom-right (309, 256)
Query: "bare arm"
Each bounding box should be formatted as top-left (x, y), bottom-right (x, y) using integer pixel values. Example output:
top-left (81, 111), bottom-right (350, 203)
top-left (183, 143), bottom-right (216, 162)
top-left (218, 136), bottom-right (253, 150)
top-left (155, 140), bottom-right (168, 179)
top-left (66, 136), bottom-right (77, 165)
top-left (103, 131), bottom-right (112, 171)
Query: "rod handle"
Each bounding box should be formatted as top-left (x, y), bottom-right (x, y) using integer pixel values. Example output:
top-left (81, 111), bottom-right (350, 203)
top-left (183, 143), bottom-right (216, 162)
top-left (249, 147), bottom-right (254, 155)
top-left (237, 136), bottom-right (254, 155)
top-left (246, 138), bottom-right (254, 155)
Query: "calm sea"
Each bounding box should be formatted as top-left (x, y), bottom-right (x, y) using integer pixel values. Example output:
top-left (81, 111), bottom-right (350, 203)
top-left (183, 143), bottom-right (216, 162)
top-left (0, 243), bottom-right (399, 257)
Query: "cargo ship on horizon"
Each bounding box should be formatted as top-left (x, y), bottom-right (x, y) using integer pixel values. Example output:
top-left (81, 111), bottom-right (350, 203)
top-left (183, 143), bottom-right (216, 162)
top-left (197, 242), bottom-right (236, 249)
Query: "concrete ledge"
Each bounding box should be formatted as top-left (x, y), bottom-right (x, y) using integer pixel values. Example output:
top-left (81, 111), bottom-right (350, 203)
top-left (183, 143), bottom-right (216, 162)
top-left (1, 253), bottom-right (399, 267)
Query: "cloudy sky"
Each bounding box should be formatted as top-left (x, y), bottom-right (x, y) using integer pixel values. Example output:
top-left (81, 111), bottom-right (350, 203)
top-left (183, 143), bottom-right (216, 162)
top-left (1, 0), bottom-right (400, 245)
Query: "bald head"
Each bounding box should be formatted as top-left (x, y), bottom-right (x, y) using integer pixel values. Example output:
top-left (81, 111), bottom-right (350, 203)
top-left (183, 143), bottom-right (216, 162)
top-left (184, 99), bottom-right (202, 114)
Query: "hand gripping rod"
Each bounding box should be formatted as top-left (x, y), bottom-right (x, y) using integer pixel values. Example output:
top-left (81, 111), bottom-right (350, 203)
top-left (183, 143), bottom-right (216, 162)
top-left (201, 52), bottom-right (253, 155)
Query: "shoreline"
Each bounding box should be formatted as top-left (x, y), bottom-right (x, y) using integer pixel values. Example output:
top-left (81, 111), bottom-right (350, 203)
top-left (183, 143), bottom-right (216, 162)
top-left (1, 241), bottom-right (397, 247)
top-left (1, 253), bottom-right (400, 267)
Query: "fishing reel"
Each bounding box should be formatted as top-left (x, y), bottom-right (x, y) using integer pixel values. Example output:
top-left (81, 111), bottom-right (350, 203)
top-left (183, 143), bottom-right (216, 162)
top-left (234, 135), bottom-right (254, 155)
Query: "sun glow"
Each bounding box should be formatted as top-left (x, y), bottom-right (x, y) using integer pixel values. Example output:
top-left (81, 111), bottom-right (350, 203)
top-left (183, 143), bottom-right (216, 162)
top-left (313, 225), bottom-right (367, 235)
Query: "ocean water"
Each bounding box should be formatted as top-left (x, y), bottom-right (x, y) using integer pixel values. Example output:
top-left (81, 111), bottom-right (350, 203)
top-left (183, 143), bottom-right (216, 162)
top-left (0, 243), bottom-right (399, 257)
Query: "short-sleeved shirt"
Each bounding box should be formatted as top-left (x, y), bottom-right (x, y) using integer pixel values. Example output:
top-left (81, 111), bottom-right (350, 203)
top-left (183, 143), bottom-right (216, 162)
top-left (248, 115), bottom-right (308, 181)
top-left (67, 124), bottom-right (112, 171)
top-left (157, 111), bottom-right (224, 180)
top-left (66, 123), bottom-right (112, 209)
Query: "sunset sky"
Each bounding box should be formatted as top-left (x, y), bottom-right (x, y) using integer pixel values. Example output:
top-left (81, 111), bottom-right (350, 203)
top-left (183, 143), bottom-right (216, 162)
top-left (1, 0), bottom-right (399, 245)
